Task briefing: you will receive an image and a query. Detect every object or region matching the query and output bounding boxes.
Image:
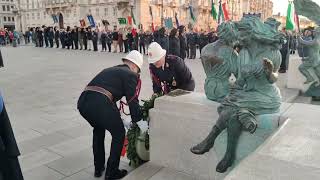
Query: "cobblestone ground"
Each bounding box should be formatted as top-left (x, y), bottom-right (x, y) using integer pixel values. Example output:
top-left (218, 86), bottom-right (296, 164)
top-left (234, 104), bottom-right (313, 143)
top-left (0, 46), bottom-right (291, 180)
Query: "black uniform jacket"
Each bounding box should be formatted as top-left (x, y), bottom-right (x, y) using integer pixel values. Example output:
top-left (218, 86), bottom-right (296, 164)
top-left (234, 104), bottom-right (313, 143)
top-left (86, 65), bottom-right (142, 123)
top-left (149, 55), bottom-right (194, 94)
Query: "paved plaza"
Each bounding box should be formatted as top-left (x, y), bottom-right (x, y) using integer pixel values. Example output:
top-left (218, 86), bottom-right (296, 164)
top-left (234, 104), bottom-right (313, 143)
top-left (0, 46), bottom-right (294, 180)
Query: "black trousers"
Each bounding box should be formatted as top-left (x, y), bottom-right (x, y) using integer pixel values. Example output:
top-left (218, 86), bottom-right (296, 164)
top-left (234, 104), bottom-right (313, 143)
top-left (44, 37), bottom-right (49, 47)
top-left (74, 40), bottom-right (79, 50)
top-left (190, 45), bottom-right (197, 59)
top-left (39, 38), bottom-right (44, 47)
top-left (55, 39), bottom-right (59, 48)
top-left (107, 43), bottom-right (112, 52)
top-left (93, 40), bottom-right (98, 51)
top-left (78, 92), bottom-right (125, 175)
top-left (139, 43), bottom-right (146, 54)
top-left (83, 39), bottom-right (88, 50)
top-left (124, 40), bottom-right (129, 53)
top-left (102, 41), bottom-right (107, 51)
top-left (280, 49), bottom-right (288, 71)
top-left (49, 39), bottom-right (54, 48)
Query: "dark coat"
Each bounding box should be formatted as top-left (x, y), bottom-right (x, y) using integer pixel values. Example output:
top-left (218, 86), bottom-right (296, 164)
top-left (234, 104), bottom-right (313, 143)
top-left (0, 95), bottom-right (24, 180)
top-left (48, 31), bottom-right (54, 40)
top-left (0, 50), bottom-right (3, 67)
top-left (169, 36), bottom-right (180, 57)
top-left (101, 33), bottom-right (107, 43)
top-left (179, 34), bottom-right (187, 60)
top-left (87, 32), bottom-right (93, 40)
top-left (149, 55), bottom-right (195, 94)
top-left (157, 35), bottom-right (169, 52)
top-left (80, 64), bottom-right (142, 123)
top-left (54, 31), bottom-right (60, 40)
top-left (188, 32), bottom-right (198, 46)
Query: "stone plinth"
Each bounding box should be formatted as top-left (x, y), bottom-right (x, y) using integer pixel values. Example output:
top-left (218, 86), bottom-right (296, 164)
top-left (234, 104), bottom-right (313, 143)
top-left (287, 54), bottom-right (305, 91)
top-left (149, 92), bottom-right (289, 180)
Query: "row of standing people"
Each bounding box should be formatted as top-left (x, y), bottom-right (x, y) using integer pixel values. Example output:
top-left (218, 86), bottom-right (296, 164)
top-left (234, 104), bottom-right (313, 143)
top-left (27, 25), bottom-right (219, 59)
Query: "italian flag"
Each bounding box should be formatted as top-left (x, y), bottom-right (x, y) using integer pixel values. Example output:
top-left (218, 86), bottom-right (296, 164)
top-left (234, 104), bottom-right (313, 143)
top-left (218, 1), bottom-right (230, 24)
top-left (286, 1), bottom-right (299, 31)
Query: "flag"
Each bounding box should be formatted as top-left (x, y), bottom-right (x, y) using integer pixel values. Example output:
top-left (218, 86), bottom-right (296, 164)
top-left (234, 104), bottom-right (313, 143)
top-left (211, 0), bottom-right (218, 20)
top-left (87, 15), bottom-right (96, 27)
top-left (175, 12), bottom-right (179, 27)
top-left (165, 18), bottom-right (173, 29)
top-left (218, 1), bottom-right (230, 24)
top-left (131, 7), bottom-right (136, 25)
top-left (286, 2), bottom-right (297, 31)
top-left (149, 6), bottom-right (153, 19)
top-left (189, 6), bottom-right (196, 22)
top-left (52, 15), bottom-right (58, 23)
top-left (79, 19), bottom-right (86, 27)
top-left (151, 22), bottom-right (155, 32)
top-left (118, 18), bottom-right (127, 25)
top-left (128, 16), bottom-right (132, 25)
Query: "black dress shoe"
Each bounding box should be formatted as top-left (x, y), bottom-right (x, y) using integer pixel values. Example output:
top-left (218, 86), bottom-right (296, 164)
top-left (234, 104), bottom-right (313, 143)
top-left (105, 169), bottom-right (128, 180)
top-left (94, 167), bottom-right (105, 178)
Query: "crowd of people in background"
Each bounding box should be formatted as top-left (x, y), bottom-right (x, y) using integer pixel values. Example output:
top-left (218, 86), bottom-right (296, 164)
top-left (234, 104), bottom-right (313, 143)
top-left (19, 25), bottom-right (220, 60)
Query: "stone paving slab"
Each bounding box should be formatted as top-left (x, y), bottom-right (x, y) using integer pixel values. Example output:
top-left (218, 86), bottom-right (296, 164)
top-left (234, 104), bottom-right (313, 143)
top-left (20, 149), bottom-right (62, 172)
top-left (23, 165), bottom-right (65, 180)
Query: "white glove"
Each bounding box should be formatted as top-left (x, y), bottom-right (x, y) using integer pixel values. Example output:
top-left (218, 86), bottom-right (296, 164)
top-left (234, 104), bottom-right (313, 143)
top-left (123, 119), bottom-right (132, 130)
top-left (136, 120), bottom-right (149, 133)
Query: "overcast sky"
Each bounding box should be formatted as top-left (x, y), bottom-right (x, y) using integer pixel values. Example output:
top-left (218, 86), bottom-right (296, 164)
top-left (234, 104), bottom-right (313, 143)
top-left (272, 0), bottom-right (320, 15)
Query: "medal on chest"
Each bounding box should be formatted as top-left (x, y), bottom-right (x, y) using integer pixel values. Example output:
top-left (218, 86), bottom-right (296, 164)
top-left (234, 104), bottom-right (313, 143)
top-left (172, 77), bottom-right (177, 87)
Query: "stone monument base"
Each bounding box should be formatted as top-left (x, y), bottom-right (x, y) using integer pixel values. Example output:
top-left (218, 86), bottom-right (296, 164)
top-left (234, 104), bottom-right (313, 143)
top-left (147, 92), bottom-right (288, 180)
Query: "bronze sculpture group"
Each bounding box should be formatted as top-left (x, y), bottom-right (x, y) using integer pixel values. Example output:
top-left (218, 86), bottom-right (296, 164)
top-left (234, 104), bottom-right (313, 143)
top-left (192, 16), bottom-right (284, 173)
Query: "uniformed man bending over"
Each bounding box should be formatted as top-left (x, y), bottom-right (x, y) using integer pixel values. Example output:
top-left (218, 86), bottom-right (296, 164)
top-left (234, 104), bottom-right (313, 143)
top-left (148, 42), bottom-right (195, 94)
top-left (77, 50), bottom-right (143, 180)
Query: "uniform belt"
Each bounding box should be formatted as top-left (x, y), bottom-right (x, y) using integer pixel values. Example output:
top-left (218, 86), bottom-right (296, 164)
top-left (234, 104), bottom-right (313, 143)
top-left (84, 86), bottom-right (114, 102)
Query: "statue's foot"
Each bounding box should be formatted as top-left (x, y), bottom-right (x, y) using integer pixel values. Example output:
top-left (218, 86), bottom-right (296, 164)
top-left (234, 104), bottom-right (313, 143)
top-left (304, 80), bottom-right (313, 84)
top-left (190, 143), bottom-right (212, 155)
top-left (216, 155), bottom-right (234, 173)
top-left (190, 126), bottom-right (221, 155)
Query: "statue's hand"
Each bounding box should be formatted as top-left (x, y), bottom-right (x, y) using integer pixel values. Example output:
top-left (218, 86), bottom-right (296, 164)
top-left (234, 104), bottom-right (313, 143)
top-left (263, 58), bottom-right (274, 74)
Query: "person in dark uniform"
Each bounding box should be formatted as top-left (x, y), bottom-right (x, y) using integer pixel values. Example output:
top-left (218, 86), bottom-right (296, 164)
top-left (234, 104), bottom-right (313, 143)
top-left (148, 42), bottom-right (195, 94)
top-left (72, 27), bottom-right (79, 50)
top-left (168, 28), bottom-right (180, 57)
top-left (92, 29), bottom-right (99, 52)
top-left (199, 30), bottom-right (209, 54)
top-left (66, 26), bottom-right (72, 49)
top-left (178, 26), bottom-right (187, 60)
top-left (77, 50), bottom-right (144, 180)
top-left (106, 30), bottom-right (112, 52)
top-left (44, 26), bottom-right (49, 48)
top-left (188, 29), bottom-right (198, 59)
top-left (101, 30), bottom-right (107, 52)
top-left (139, 30), bottom-right (146, 54)
top-left (48, 27), bottom-right (54, 48)
top-left (0, 56), bottom-right (24, 180)
top-left (54, 27), bottom-right (60, 48)
top-left (60, 29), bottom-right (66, 49)
top-left (38, 27), bottom-right (44, 47)
top-left (83, 28), bottom-right (88, 50)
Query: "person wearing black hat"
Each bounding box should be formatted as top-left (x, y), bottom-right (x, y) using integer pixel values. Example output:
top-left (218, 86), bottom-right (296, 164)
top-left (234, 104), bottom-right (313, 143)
top-left (0, 55), bottom-right (24, 180)
top-left (169, 28), bottom-right (181, 57)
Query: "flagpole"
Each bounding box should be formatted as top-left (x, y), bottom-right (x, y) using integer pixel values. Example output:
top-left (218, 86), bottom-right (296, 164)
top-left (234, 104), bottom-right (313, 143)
top-left (161, 0), bottom-right (164, 27)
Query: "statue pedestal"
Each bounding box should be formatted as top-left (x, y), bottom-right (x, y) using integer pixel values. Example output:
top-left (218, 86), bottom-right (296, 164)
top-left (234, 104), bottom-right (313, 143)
top-left (286, 54), bottom-right (305, 91)
top-left (149, 92), bottom-right (288, 180)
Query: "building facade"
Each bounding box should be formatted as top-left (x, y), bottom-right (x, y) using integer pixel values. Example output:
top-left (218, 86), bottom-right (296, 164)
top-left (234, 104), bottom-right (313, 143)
top-left (0, 0), bottom-right (16, 30)
top-left (16, 0), bottom-right (274, 32)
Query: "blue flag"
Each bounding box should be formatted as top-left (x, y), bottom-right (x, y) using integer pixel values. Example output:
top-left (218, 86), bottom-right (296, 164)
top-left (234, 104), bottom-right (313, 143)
top-left (165, 18), bottom-right (173, 29)
top-left (87, 15), bottom-right (96, 27)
